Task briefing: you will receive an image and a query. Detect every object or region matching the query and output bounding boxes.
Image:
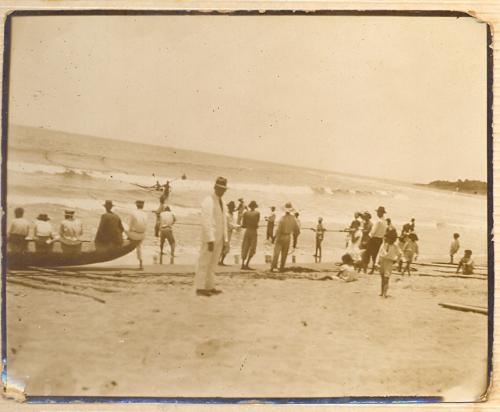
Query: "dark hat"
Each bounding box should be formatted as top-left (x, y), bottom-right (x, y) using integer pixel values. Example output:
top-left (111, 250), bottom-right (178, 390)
top-left (284, 202), bottom-right (294, 212)
top-left (214, 177), bottom-right (228, 189)
top-left (103, 200), bottom-right (114, 208)
top-left (37, 213), bottom-right (50, 221)
top-left (376, 206), bottom-right (386, 214)
top-left (135, 200), bottom-right (145, 205)
top-left (64, 209), bottom-right (75, 215)
top-left (363, 211), bottom-right (372, 219)
top-left (248, 200), bottom-right (258, 209)
top-left (227, 200), bottom-right (236, 209)
top-left (408, 233), bottom-right (419, 241)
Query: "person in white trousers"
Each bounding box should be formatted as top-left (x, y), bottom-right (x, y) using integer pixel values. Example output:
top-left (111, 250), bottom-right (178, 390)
top-left (194, 176), bottom-right (228, 296)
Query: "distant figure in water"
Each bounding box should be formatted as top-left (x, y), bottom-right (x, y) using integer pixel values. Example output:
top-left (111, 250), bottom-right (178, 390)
top-left (241, 200), bottom-right (260, 270)
top-left (34, 213), bottom-right (55, 253)
top-left (95, 200), bottom-right (124, 249)
top-left (59, 209), bottom-right (83, 253)
top-left (127, 200), bottom-right (148, 269)
top-left (159, 205), bottom-right (176, 259)
top-left (8, 207), bottom-right (30, 253)
top-left (163, 180), bottom-right (171, 199)
top-left (313, 217), bottom-right (326, 259)
top-left (449, 233), bottom-right (461, 264)
top-left (265, 206), bottom-right (276, 243)
top-left (292, 212), bottom-right (301, 250)
top-left (194, 177), bottom-right (228, 297)
top-left (219, 201), bottom-right (237, 266)
top-left (154, 181), bottom-right (162, 191)
top-left (456, 249), bottom-right (474, 275)
top-left (270, 202), bottom-right (298, 272)
top-left (401, 233), bottom-right (419, 276)
top-left (181, 173), bottom-right (187, 180)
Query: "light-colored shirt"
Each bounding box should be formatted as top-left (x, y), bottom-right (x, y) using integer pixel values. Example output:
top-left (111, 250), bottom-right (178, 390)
top-left (200, 193), bottom-right (228, 243)
top-left (370, 217), bottom-right (387, 239)
top-left (128, 210), bottom-right (148, 240)
top-left (338, 264), bottom-right (357, 282)
top-left (159, 210), bottom-right (176, 228)
top-left (34, 220), bottom-right (54, 238)
top-left (9, 218), bottom-right (30, 236)
top-left (276, 213), bottom-right (299, 236)
top-left (379, 242), bottom-right (402, 262)
top-left (59, 219), bottom-right (83, 241)
top-left (450, 239), bottom-right (460, 255)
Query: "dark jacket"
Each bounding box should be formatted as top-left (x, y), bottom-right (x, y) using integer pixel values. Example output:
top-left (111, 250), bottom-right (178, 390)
top-left (95, 212), bottom-right (124, 248)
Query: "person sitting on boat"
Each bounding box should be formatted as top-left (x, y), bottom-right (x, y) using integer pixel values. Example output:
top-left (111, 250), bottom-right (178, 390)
top-left (456, 249), bottom-right (474, 275)
top-left (8, 207), bottom-right (30, 253)
top-left (95, 200), bottom-right (124, 249)
top-left (127, 200), bottom-right (148, 270)
top-left (34, 213), bottom-right (55, 253)
top-left (59, 209), bottom-right (83, 254)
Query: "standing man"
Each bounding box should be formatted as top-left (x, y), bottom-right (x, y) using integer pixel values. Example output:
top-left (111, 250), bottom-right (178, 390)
top-left (95, 200), bottom-right (124, 249)
top-left (270, 202), bottom-right (299, 272)
top-left (236, 198), bottom-right (246, 226)
top-left (59, 209), bottom-right (84, 254)
top-left (364, 206), bottom-right (388, 274)
top-left (292, 212), bottom-right (301, 249)
top-left (265, 206), bottom-right (276, 242)
top-left (241, 200), bottom-right (260, 270)
top-left (194, 177), bottom-right (228, 296)
top-left (159, 205), bottom-right (176, 259)
top-left (127, 200), bottom-right (148, 269)
top-left (8, 207), bottom-right (30, 253)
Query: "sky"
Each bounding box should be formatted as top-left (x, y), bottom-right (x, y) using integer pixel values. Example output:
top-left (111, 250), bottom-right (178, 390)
top-left (8, 14), bottom-right (488, 183)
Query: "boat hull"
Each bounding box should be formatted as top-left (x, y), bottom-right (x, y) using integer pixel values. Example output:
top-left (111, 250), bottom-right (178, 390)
top-left (6, 240), bottom-right (140, 269)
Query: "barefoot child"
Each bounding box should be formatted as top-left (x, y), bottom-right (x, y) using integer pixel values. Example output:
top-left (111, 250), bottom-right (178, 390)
top-left (456, 249), bottom-right (474, 275)
top-left (338, 253), bottom-right (358, 282)
top-left (313, 217), bottom-right (326, 258)
top-left (449, 233), bottom-right (460, 264)
top-left (402, 233), bottom-right (419, 276)
top-left (378, 232), bottom-right (402, 298)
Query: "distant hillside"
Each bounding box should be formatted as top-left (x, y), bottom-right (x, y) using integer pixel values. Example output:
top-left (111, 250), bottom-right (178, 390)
top-left (417, 179), bottom-right (487, 195)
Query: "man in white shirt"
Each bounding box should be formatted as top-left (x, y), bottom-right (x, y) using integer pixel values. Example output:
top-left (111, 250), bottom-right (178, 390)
top-left (127, 200), bottom-right (148, 269)
top-left (8, 207), bottom-right (30, 253)
top-left (59, 209), bottom-right (83, 253)
top-left (194, 177), bottom-right (228, 296)
top-left (159, 205), bottom-right (176, 260)
top-left (364, 206), bottom-right (388, 274)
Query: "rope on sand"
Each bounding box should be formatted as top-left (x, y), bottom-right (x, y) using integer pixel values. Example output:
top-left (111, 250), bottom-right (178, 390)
top-left (6, 278), bottom-right (106, 304)
top-left (13, 274), bottom-right (120, 294)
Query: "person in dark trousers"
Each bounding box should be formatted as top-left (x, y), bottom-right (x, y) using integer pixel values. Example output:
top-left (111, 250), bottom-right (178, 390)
top-left (95, 200), bottom-right (124, 249)
top-left (270, 202), bottom-right (299, 272)
top-left (8, 207), bottom-right (30, 253)
top-left (363, 206), bottom-right (387, 274)
top-left (265, 206), bottom-right (277, 242)
top-left (241, 200), bottom-right (260, 270)
top-left (292, 212), bottom-right (301, 249)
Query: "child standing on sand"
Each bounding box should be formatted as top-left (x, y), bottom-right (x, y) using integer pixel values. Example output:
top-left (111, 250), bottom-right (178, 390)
top-left (378, 232), bottom-right (402, 298)
top-left (338, 254), bottom-right (358, 282)
top-left (456, 249), bottom-right (474, 275)
top-left (313, 217), bottom-right (326, 258)
top-left (449, 233), bottom-right (460, 264)
top-left (402, 233), bottom-right (419, 276)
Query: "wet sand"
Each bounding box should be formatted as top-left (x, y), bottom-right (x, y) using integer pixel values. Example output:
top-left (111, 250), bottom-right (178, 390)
top-left (5, 262), bottom-right (488, 400)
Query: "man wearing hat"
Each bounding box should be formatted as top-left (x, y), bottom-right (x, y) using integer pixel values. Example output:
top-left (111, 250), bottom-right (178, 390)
top-left (363, 206), bottom-right (388, 274)
top-left (127, 200), bottom-right (148, 269)
top-left (95, 200), bottom-right (125, 250)
top-left (194, 177), bottom-right (228, 296)
top-left (59, 209), bottom-right (83, 254)
top-left (270, 202), bottom-right (299, 272)
top-left (240, 200), bottom-right (260, 270)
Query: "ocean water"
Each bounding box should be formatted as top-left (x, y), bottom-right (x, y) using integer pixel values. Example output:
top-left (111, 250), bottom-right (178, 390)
top-left (5, 125), bottom-right (488, 265)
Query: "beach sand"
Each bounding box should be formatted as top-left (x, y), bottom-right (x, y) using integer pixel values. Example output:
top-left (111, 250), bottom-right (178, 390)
top-left (5, 262), bottom-right (488, 400)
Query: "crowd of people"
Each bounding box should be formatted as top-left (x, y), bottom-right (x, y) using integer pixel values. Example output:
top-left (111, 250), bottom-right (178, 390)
top-left (8, 176), bottom-right (477, 298)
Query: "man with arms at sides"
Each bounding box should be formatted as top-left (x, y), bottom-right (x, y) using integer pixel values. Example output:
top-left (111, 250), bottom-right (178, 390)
top-left (194, 177), bottom-right (229, 296)
top-left (95, 200), bottom-right (125, 250)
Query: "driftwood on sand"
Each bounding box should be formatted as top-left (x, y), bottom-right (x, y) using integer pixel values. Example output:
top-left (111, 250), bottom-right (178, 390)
top-left (438, 302), bottom-right (487, 315)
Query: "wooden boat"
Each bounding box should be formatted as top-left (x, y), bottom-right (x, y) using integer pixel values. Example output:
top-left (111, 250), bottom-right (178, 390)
top-left (6, 239), bottom-right (140, 269)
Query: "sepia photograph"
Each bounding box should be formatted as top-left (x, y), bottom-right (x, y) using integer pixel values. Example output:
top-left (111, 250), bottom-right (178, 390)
top-left (2, 10), bottom-right (492, 402)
